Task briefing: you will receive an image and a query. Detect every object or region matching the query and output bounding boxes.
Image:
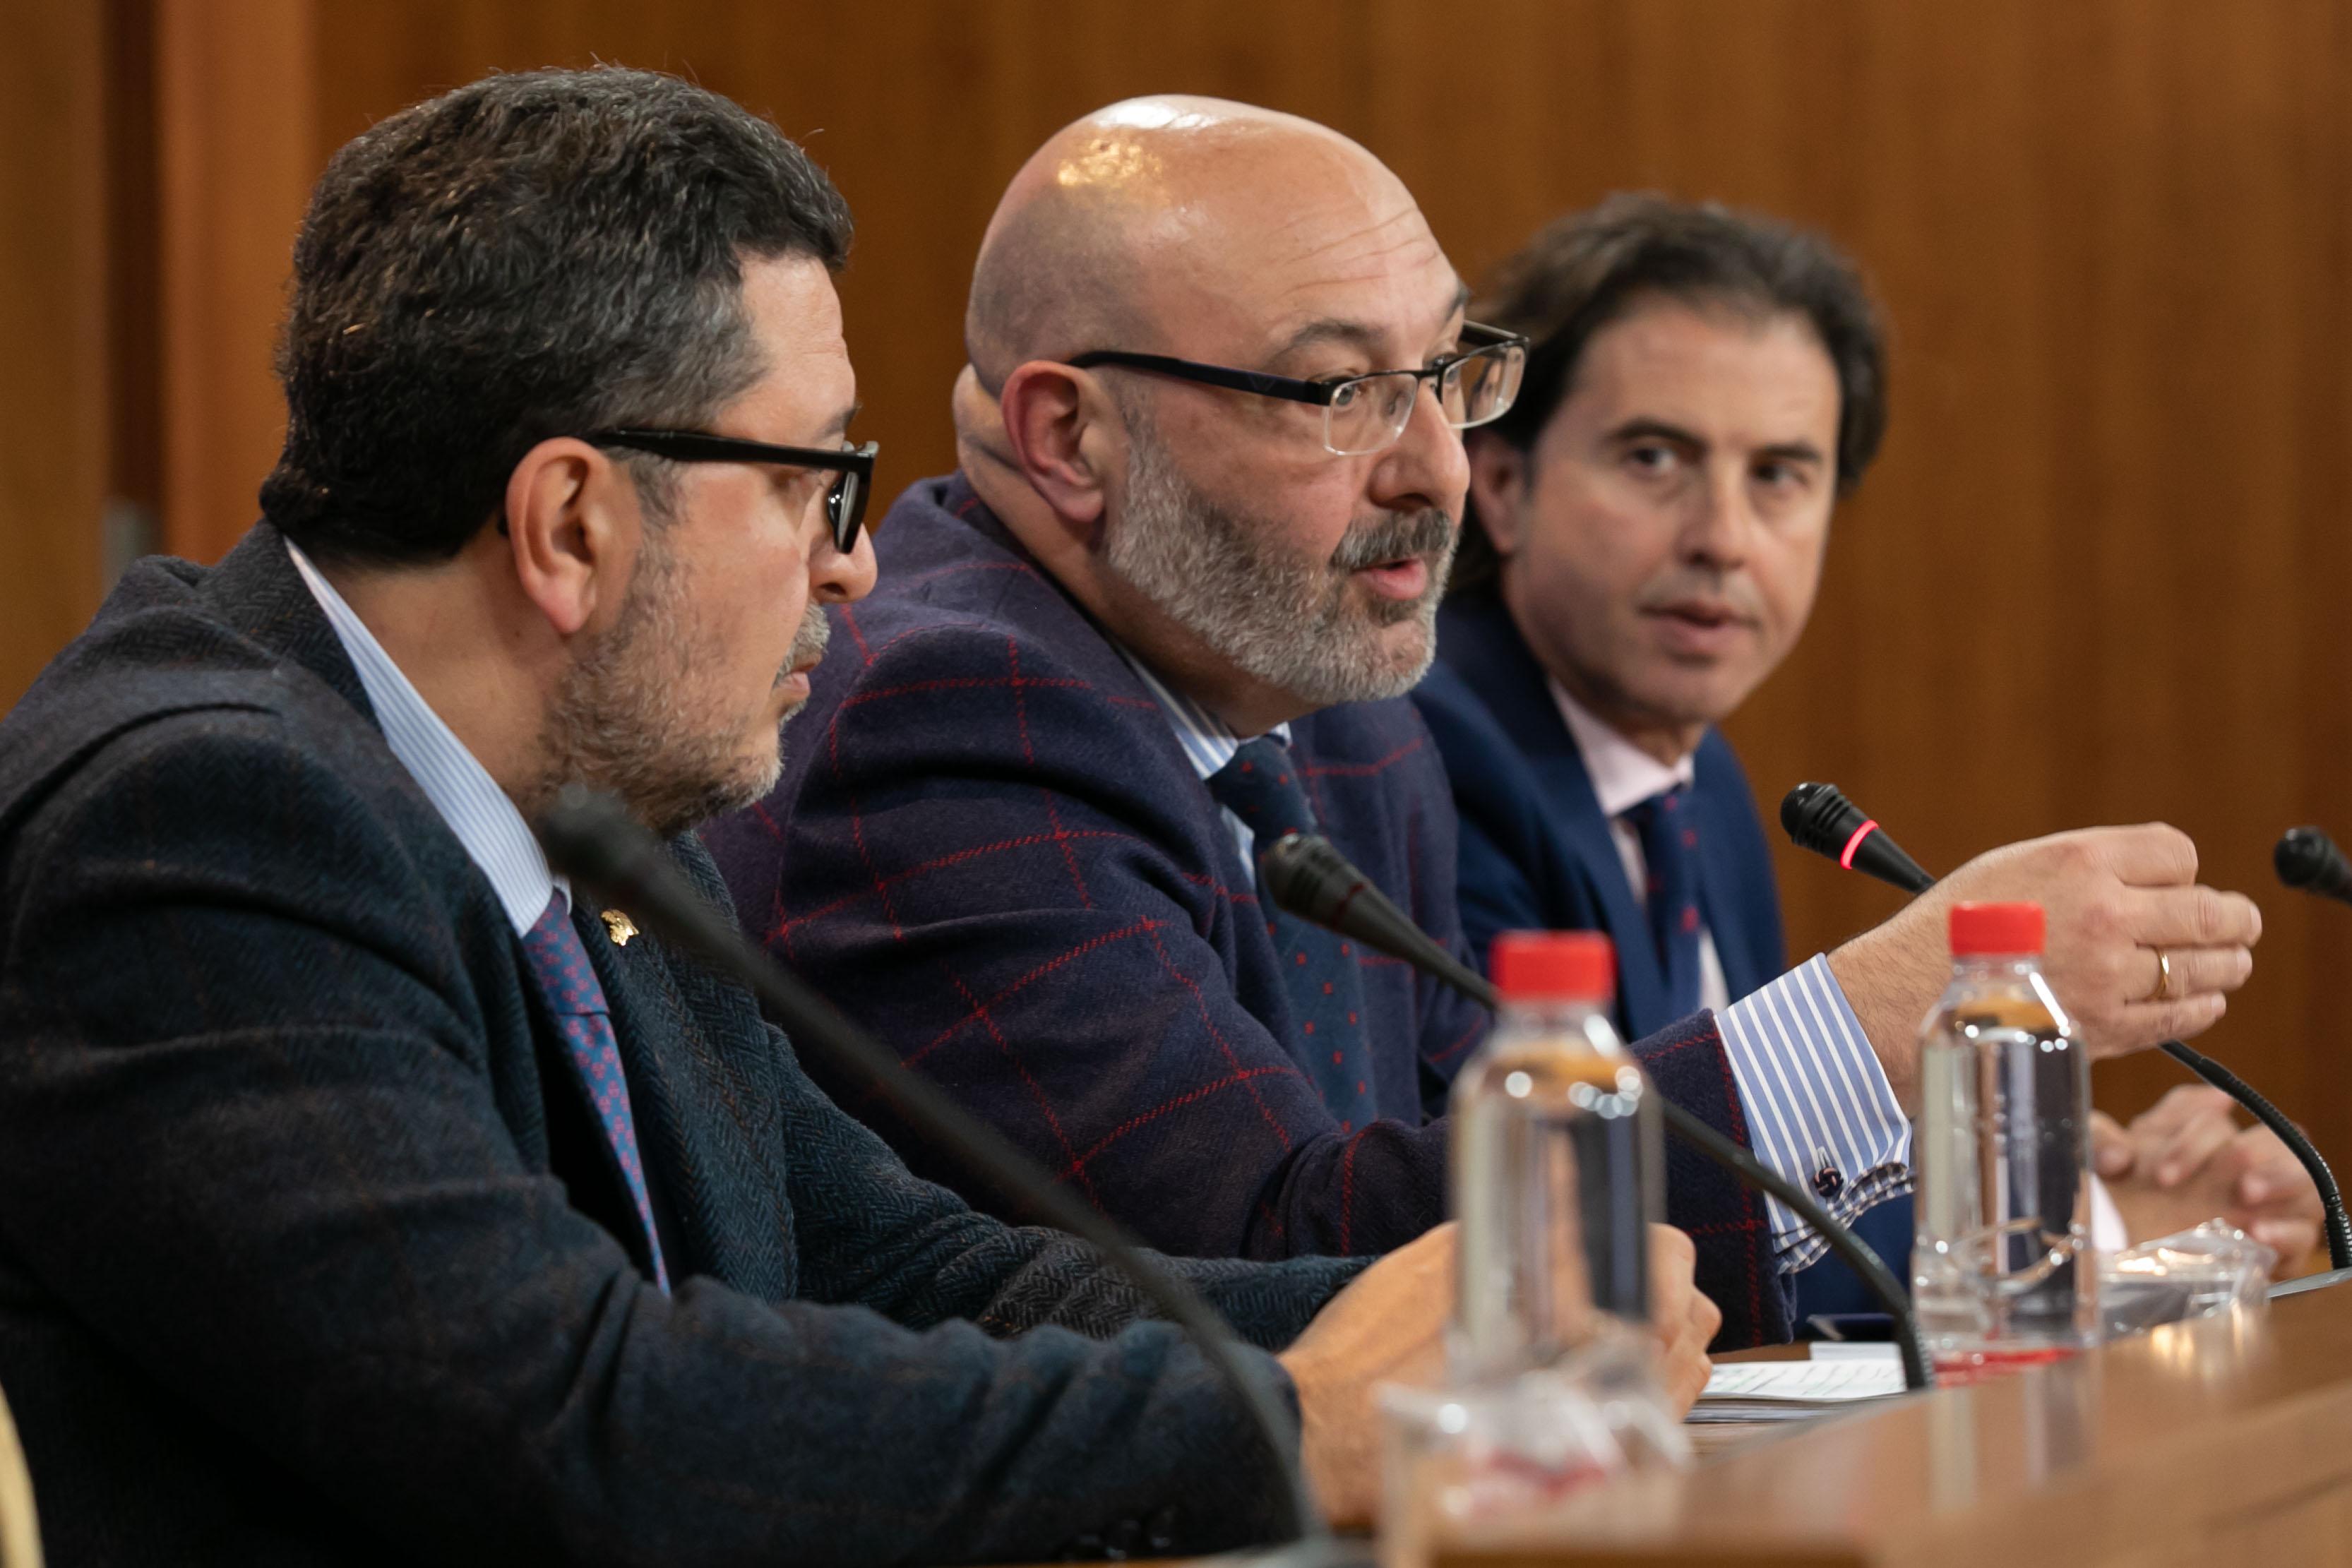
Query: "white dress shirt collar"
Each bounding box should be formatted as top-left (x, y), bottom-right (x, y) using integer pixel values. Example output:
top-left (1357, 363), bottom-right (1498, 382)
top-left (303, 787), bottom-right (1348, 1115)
top-left (1113, 643), bottom-right (1293, 782)
top-left (285, 538), bottom-right (563, 935)
top-left (1547, 676), bottom-right (1697, 818)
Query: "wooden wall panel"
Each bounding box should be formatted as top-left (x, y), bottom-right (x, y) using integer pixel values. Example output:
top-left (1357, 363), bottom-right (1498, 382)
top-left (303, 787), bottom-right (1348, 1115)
top-left (72, 1), bottom-right (2352, 1148)
top-left (155, 0), bottom-right (315, 562)
top-left (0, 1), bottom-right (105, 712)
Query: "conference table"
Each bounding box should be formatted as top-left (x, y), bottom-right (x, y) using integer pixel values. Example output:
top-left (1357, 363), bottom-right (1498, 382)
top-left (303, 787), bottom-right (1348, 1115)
top-left (1426, 1281), bottom-right (2352, 1567)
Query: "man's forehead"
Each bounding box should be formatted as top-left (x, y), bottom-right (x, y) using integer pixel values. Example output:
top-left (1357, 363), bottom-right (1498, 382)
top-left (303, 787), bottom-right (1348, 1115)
top-left (1159, 215), bottom-right (1464, 365)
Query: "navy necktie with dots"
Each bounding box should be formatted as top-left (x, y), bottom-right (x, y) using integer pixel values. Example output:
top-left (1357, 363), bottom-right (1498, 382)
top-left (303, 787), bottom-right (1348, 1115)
top-left (1623, 786), bottom-right (1705, 1020)
top-left (1207, 737), bottom-right (1376, 1129)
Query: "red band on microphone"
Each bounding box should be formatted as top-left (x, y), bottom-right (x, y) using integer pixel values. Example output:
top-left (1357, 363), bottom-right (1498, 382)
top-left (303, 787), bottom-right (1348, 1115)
top-left (1839, 820), bottom-right (1880, 870)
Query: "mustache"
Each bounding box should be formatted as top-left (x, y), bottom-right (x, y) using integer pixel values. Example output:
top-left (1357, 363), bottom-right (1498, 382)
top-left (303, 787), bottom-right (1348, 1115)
top-left (1330, 508), bottom-right (1456, 573)
top-left (776, 605), bottom-right (831, 688)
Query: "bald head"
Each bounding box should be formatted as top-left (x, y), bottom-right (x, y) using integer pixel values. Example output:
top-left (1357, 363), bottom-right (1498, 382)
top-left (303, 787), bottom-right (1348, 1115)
top-left (965, 97), bottom-right (1442, 395)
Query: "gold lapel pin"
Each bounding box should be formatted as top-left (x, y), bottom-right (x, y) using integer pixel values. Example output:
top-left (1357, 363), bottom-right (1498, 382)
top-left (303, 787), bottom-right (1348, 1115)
top-left (600, 909), bottom-right (639, 947)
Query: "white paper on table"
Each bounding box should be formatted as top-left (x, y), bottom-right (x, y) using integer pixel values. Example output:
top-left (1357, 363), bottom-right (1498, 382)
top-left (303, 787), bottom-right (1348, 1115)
top-left (1700, 1357), bottom-right (1906, 1404)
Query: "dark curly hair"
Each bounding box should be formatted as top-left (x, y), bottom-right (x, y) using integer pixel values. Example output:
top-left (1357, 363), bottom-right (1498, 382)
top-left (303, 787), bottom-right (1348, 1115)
top-left (261, 67), bottom-right (854, 565)
top-left (1452, 193), bottom-right (1886, 592)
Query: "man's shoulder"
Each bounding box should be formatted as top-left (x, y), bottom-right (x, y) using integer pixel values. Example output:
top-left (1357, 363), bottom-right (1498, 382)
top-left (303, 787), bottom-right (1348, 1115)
top-left (0, 549), bottom-right (474, 921)
top-left (1, 555), bottom-right (365, 823)
top-left (807, 474), bottom-right (1162, 730)
top-left (841, 473), bottom-right (1116, 672)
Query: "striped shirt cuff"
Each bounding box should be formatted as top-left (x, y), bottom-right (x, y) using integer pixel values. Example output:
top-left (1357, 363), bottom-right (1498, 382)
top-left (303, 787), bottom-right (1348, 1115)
top-left (1719, 954), bottom-right (1914, 1271)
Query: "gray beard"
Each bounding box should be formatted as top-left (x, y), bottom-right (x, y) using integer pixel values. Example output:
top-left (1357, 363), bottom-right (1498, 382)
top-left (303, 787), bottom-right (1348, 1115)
top-left (1106, 417), bottom-right (1456, 709)
top-left (534, 533), bottom-right (830, 841)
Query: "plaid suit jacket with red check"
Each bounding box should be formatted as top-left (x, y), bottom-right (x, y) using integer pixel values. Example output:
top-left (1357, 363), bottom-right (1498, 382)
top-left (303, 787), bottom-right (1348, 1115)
top-left (707, 474), bottom-right (1790, 1348)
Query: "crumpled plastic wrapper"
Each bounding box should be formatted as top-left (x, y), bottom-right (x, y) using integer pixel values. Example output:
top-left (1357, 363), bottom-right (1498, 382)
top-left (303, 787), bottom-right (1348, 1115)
top-left (2099, 1220), bottom-right (2276, 1338)
top-left (1377, 1334), bottom-right (1688, 1568)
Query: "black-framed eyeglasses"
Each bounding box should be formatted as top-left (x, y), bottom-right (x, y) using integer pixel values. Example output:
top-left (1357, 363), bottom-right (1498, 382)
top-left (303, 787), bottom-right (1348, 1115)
top-left (1065, 321), bottom-right (1529, 457)
top-left (587, 429), bottom-right (880, 554)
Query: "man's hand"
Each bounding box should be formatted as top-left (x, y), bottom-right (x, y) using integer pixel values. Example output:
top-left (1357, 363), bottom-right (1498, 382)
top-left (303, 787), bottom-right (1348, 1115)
top-left (1282, 1221), bottom-right (1717, 1526)
top-left (1827, 825), bottom-right (2260, 1100)
top-left (1647, 1223), bottom-right (1721, 1413)
top-left (2094, 1085), bottom-right (2324, 1271)
top-left (1282, 1222), bottom-right (1455, 1528)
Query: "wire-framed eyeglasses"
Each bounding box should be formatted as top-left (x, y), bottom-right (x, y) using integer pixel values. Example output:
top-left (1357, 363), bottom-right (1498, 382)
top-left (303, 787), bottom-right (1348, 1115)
top-left (587, 429), bottom-right (880, 554)
top-left (1065, 321), bottom-right (1529, 457)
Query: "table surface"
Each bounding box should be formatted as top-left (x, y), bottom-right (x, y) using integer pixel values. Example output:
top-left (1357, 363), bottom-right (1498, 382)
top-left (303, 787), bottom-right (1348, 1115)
top-left (1441, 1284), bottom-right (2352, 1566)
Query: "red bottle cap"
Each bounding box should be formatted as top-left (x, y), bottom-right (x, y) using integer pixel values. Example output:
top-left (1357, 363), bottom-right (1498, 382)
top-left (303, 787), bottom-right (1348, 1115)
top-left (1949, 901), bottom-right (2046, 956)
top-left (1490, 931), bottom-right (1616, 1001)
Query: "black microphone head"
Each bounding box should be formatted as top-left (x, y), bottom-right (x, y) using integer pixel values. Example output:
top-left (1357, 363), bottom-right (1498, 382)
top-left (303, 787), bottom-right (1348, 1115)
top-left (1777, 781), bottom-right (1936, 894)
top-left (536, 785), bottom-right (659, 891)
top-left (1780, 782), bottom-right (1863, 857)
top-left (2277, 826), bottom-right (2352, 904)
top-left (1256, 831), bottom-right (1356, 928)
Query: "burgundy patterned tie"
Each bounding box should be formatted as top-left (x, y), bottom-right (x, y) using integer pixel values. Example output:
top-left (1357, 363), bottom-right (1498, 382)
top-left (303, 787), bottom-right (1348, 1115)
top-left (520, 890), bottom-right (670, 1293)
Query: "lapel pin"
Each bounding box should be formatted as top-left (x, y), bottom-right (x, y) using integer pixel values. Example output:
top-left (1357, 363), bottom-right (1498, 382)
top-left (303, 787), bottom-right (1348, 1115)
top-left (600, 909), bottom-right (638, 947)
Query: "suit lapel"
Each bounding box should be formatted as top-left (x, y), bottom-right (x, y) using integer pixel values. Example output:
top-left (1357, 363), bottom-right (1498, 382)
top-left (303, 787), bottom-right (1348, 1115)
top-left (1438, 594), bottom-right (1671, 1032)
top-left (570, 898), bottom-right (795, 1298)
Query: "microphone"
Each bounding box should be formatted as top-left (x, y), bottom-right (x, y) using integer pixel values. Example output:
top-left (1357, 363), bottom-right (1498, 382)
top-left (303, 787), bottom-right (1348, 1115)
top-left (2276, 826), bottom-right (2352, 906)
top-left (1257, 831), bottom-right (1934, 1393)
top-left (1781, 781), bottom-right (1933, 895)
top-left (538, 786), bottom-right (1331, 1552)
top-left (1782, 784), bottom-right (2352, 1273)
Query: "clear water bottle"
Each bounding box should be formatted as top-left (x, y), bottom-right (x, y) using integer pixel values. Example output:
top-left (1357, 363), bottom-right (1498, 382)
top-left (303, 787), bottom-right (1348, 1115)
top-left (1450, 931), bottom-right (1661, 1380)
top-left (1914, 901), bottom-right (2099, 1371)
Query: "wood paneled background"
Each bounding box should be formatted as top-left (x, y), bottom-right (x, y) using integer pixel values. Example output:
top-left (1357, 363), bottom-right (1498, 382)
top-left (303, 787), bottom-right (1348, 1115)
top-left (8, 0), bottom-right (2351, 1145)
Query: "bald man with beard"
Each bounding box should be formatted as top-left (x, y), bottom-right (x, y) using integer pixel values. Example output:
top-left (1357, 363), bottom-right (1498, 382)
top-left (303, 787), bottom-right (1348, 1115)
top-left (705, 97), bottom-right (2258, 1350)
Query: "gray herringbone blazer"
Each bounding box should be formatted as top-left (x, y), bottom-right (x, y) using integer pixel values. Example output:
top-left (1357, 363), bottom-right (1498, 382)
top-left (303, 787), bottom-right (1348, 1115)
top-left (0, 524), bottom-right (1359, 1566)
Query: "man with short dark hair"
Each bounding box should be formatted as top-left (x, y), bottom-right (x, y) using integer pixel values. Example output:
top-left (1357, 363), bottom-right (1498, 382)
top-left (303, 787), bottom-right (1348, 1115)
top-left (1416, 195), bottom-right (2321, 1305)
top-left (0, 67), bottom-right (1486, 1561)
top-left (708, 104), bottom-right (2264, 1349)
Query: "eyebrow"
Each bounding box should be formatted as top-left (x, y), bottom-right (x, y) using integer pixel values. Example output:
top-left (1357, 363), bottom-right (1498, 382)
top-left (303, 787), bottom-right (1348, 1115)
top-left (1606, 417), bottom-right (1826, 467)
top-left (818, 400), bottom-right (864, 441)
top-left (1267, 279), bottom-right (1474, 368)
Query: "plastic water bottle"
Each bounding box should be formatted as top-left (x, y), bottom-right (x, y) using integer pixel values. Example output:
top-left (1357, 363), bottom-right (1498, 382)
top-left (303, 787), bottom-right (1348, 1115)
top-left (1450, 931), bottom-right (1661, 1379)
top-left (1914, 901), bottom-right (2099, 1370)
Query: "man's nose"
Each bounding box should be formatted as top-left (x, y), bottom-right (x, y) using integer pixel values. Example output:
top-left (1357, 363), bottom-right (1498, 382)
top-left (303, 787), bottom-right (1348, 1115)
top-left (1367, 379), bottom-right (1471, 517)
top-left (1681, 464), bottom-right (1755, 569)
top-left (815, 527), bottom-right (878, 605)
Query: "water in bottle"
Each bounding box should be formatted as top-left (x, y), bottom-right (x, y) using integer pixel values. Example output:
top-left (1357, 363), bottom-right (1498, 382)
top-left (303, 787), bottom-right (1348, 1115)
top-left (1449, 931), bottom-right (1661, 1380)
top-left (1914, 901), bottom-right (2098, 1372)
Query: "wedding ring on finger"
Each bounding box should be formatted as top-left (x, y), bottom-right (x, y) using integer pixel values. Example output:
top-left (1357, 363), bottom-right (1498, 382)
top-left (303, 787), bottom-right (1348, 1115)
top-left (2150, 948), bottom-right (2173, 1003)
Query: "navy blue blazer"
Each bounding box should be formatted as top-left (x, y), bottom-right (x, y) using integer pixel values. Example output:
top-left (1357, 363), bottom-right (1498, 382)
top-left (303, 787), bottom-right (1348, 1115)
top-left (708, 475), bottom-right (1791, 1350)
top-left (1413, 590), bottom-right (1786, 1037)
top-left (1416, 589), bottom-right (1911, 1320)
top-left (0, 524), bottom-right (1361, 1566)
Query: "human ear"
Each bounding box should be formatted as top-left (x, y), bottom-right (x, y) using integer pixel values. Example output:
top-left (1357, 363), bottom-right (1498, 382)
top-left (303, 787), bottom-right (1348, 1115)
top-left (501, 438), bottom-right (637, 638)
top-left (1466, 433), bottom-right (1532, 558)
top-left (997, 361), bottom-right (1118, 529)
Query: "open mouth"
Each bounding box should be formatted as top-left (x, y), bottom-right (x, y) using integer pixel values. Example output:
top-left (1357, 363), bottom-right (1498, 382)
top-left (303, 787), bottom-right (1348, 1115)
top-left (1353, 554), bottom-right (1432, 602)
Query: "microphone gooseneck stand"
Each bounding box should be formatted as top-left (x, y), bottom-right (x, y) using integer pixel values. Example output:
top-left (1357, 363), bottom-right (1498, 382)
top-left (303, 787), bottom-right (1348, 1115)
top-left (2267, 825), bottom-right (2352, 1293)
top-left (1255, 831), bottom-right (1935, 1394)
top-left (537, 786), bottom-right (1342, 1560)
top-left (1781, 783), bottom-right (2352, 1274)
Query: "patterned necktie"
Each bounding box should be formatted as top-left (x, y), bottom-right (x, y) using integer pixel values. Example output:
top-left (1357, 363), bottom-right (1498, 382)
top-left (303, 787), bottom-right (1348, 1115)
top-left (1207, 737), bottom-right (1376, 1127)
top-left (520, 890), bottom-right (671, 1293)
top-left (1623, 786), bottom-right (1705, 1019)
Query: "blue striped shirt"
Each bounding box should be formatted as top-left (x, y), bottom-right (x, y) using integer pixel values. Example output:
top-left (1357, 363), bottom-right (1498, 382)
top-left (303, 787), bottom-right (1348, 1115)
top-left (285, 539), bottom-right (561, 938)
top-left (1118, 647), bottom-right (1909, 1269)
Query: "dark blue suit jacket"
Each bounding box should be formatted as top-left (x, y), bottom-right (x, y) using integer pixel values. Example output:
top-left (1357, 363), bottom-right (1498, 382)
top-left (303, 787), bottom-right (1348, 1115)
top-left (0, 525), bottom-right (1361, 1566)
top-left (1415, 589), bottom-right (1910, 1321)
top-left (707, 475), bottom-right (1791, 1350)
top-left (1413, 590), bottom-right (1786, 1034)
